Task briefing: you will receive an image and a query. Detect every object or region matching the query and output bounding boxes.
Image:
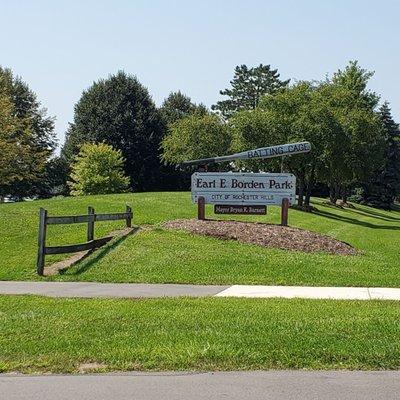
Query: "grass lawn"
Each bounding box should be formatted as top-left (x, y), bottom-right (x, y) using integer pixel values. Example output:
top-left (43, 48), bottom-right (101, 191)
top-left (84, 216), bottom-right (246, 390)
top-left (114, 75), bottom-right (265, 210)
top-left (0, 295), bottom-right (399, 373)
top-left (1, 192), bottom-right (400, 286)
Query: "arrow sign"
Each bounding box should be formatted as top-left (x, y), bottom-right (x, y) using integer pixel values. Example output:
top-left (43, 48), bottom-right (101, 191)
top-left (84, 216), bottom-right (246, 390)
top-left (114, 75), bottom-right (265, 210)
top-left (182, 141), bottom-right (311, 166)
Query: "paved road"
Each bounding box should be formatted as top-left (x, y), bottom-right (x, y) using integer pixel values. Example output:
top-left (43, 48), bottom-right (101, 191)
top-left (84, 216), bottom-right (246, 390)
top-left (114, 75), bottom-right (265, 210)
top-left (1, 371), bottom-right (399, 400)
top-left (1, 281), bottom-right (400, 300)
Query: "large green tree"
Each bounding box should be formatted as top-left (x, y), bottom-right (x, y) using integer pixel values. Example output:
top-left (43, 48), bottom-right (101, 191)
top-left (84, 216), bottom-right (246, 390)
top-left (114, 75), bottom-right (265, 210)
top-left (212, 64), bottom-right (289, 119)
top-left (231, 82), bottom-right (324, 207)
top-left (231, 66), bottom-right (384, 208)
top-left (327, 61), bottom-right (383, 203)
top-left (62, 71), bottom-right (165, 191)
top-left (363, 102), bottom-right (400, 209)
top-left (161, 114), bottom-right (231, 167)
top-left (0, 67), bottom-right (55, 199)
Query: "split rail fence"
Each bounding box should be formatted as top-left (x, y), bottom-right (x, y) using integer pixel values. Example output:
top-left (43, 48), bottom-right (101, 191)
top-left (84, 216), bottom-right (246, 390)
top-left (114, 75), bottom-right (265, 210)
top-left (37, 205), bottom-right (132, 275)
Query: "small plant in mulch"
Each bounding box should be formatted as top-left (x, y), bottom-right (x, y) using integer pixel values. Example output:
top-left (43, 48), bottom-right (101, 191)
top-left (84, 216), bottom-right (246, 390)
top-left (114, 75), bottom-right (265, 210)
top-left (163, 219), bottom-right (358, 256)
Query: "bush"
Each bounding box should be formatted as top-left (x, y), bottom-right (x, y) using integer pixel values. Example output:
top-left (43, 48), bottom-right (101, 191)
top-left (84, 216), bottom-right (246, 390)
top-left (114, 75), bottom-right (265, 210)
top-left (69, 143), bottom-right (129, 196)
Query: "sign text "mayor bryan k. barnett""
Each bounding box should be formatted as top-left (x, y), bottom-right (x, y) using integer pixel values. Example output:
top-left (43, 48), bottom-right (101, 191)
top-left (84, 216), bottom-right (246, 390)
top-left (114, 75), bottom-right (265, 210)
top-left (191, 172), bottom-right (296, 206)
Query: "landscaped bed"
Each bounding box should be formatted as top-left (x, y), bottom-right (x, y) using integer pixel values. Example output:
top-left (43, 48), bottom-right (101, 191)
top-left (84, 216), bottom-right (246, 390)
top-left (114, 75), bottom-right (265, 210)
top-left (163, 219), bottom-right (357, 255)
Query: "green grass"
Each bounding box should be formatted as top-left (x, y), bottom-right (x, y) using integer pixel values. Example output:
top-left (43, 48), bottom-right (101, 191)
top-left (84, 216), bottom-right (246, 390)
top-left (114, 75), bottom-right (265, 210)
top-left (0, 295), bottom-right (399, 373)
top-left (1, 192), bottom-right (400, 286)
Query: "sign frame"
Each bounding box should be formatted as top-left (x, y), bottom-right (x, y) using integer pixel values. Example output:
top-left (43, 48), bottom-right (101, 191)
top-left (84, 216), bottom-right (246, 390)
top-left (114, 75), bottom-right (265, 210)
top-left (191, 172), bottom-right (296, 206)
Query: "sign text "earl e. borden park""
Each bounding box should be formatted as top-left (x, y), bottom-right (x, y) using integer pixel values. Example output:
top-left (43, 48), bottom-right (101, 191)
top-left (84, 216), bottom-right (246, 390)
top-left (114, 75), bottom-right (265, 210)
top-left (191, 172), bottom-right (296, 206)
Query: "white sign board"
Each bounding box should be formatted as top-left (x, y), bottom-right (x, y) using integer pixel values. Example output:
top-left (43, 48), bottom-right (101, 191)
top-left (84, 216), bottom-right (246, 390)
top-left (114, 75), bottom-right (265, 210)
top-left (191, 172), bottom-right (296, 206)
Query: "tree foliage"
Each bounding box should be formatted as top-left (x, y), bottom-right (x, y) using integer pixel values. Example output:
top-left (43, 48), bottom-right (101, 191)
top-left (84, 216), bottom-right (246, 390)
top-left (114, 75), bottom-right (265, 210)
top-left (160, 91), bottom-right (207, 126)
top-left (230, 62), bottom-right (385, 207)
top-left (161, 114), bottom-right (231, 165)
top-left (0, 67), bottom-right (55, 198)
top-left (69, 143), bottom-right (129, 196)
top-left (363, 102), bottom-right (400, 209)
top-left (62, 71), bottom-right (164, 191)
top-left (212, 64), bottom-right (289, 119)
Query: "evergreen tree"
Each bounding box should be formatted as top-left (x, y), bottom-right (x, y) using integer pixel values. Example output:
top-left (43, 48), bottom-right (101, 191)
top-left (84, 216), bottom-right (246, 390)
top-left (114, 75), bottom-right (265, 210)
top-left (62, 71), bottom-right (165, 191)
top-left (364, 102), bottom-right (400, 209)
top-left (212, 64), bottom-right (289, 118)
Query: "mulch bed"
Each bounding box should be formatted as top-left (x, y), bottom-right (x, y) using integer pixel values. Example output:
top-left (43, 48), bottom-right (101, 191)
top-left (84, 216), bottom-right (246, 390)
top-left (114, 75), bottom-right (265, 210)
top-left (162, 219), bottom-right (357, 255)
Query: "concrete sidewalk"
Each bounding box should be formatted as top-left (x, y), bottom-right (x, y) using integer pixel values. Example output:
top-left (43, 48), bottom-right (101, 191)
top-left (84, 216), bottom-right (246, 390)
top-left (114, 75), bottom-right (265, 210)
top-left (1, 281), bottom-right (400, 300)
top-left (216, 284), bottom-right (400, 300)
top-left (0, 281), bottom-right (228, 298)
top-left (1, 371), bottom-right (400, 400)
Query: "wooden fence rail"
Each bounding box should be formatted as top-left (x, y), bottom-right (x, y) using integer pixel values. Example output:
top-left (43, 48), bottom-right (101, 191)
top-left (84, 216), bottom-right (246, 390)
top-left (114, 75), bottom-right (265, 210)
top-left (37, 205), bottom-right (132, 276)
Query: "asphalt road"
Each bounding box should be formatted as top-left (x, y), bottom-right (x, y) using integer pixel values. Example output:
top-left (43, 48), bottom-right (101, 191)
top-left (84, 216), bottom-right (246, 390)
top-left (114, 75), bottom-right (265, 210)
top-left (1, 371), bottom-right (399, 400)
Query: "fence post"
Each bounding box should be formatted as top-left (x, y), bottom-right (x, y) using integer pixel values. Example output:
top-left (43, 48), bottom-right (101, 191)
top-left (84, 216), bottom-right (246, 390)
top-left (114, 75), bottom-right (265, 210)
top-left (87, 206), bottom-right (95, 241)
top-left (281, 198), bottom-right (289, 226)
top-left (36, 208), bottom-right (47, 276)
top-left (126, 205), bottom-right (132, 228)
top-left (198, 196), bottom-right (206, 220)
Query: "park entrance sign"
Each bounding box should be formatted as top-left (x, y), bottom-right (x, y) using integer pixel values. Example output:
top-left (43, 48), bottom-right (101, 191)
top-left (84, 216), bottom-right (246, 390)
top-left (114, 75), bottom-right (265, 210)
top-left (185, 141), bottom-right (311, 225)
top-left (192, 172), bottom-right (296, 223)
top-left (191, 172), bottom-right (296, 205)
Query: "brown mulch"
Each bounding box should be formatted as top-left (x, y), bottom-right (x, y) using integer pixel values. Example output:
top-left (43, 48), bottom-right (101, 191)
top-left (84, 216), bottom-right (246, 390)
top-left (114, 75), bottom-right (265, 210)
top-left (162, 219), bottom-right (357, 256)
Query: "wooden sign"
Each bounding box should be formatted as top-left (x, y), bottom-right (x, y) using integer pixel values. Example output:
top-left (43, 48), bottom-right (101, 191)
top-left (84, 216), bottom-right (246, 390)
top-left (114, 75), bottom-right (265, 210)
top-left (192, 172), bottom-right (296, 206)
top-left (214, 204), bottom-right (266, 215)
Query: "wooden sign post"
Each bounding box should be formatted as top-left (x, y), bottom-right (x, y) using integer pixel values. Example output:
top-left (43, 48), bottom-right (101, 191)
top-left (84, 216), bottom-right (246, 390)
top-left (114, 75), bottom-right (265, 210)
top-left (198, 196), bottom-right (205, 220)
top-left (281, 198), bottom-right (289, 226)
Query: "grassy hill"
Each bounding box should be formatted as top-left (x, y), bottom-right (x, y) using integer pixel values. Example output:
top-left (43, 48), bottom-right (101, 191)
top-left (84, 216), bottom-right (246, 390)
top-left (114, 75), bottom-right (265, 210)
top-left (1, 192), bottom-right (400, 287)
top-left (1, 192), bottom-right (400, 373)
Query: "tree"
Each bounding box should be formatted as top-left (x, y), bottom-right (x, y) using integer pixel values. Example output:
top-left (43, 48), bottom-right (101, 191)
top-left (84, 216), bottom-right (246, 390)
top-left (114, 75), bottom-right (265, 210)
top-left (37, 156), bottom-right (70, 198)
top-left (69, 143), bottom-right (129, 196)
top-left (232, 82), bottom-right (324, 208)
top-left (212, 64), bottom-right (289, 119)
top-left (161, 114), bottom-right (231, 165)
top-left (332, 60), bottom-right (379, 109)
top-left (62, 71), bottom-right (164, 191)
top-left (231, 72), bottom-right (384, 208)
top-left (0, 67), bottom-right (55, 198)
top-left (363, 102), bottom-right (400, 209)
top-left (160, 91), bottom-right (207, 126)
top-left (327, 61), bottom-right (383, 204)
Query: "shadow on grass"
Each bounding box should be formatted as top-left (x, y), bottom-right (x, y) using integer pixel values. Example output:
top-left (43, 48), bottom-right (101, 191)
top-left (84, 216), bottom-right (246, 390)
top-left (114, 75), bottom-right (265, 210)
top-left (318, 200), bottom-right (400, 222)
top-left (350, 206), bottom-right (400, 222)
top-left (60, 227), bottom-right (139, 276)
top-left (314, 208), bottom-right (400, 230)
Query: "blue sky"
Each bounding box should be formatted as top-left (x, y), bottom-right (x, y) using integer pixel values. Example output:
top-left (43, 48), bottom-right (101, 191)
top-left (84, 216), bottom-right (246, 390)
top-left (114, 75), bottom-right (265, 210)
top-left (1, 0), bottom-right (399, 149)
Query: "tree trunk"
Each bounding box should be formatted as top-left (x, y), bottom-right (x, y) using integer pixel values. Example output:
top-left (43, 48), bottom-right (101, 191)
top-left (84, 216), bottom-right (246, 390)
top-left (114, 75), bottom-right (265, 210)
top-left (304, 167), bottom-right (315, 207)
top-left (341, 187), bottom-right (348, 204)
top-left (329, 183), bottom-right (339, 204)
top-left (305, 186), bottom-right (312, 207)
top-left (297, 179), bottom-right (304, 207)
